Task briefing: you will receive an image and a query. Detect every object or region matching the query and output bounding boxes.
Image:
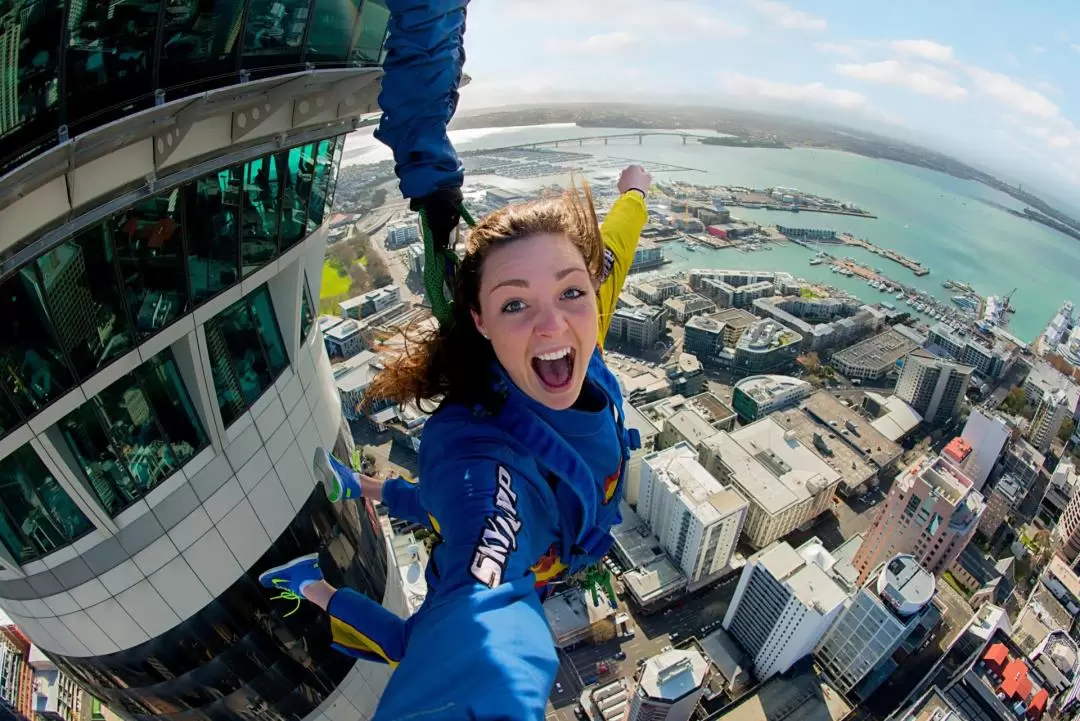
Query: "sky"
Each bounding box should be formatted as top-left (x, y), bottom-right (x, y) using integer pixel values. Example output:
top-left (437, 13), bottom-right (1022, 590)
top-left (458, 1), bottom-right (1080, 198)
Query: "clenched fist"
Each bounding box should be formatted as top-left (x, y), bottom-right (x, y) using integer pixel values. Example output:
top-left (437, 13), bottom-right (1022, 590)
top-left (618, 164), bottom-right (652, 197)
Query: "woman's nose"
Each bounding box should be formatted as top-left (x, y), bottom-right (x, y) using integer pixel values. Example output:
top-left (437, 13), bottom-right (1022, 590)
top-left (534, 304), bottom-right (568, 337)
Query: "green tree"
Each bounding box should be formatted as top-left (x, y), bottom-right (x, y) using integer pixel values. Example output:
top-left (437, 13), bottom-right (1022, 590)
top-left (1001, 387), bottom-right (1028, 415)
top-left (1060, 417), bottom-right (1076, 443)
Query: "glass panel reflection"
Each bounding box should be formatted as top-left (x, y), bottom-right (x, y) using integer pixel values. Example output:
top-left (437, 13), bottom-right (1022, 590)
top-left (52, 490), bottom-right (387, 721)
top-left (299, 277), bottom-right (314, 342)
top-left (0, 0), bottom-right (64, 146)
top-left (158, 0), bottom-right (246, 92)
top-left (113, 191), bottom-right (190, 339)
top-left (350, 0), bottom-right (389, 64)
top-left (0, 444), bottom-right (93, 564)
top-left (205, 286), bottom-right (287, 427)
top-left (60, 350), bottom-right (208, 516)
top-left (241, 156), bottom-right (280, 275)
top-left (306, 139), bottom-right (332, 233)
top-left (323, 136), bottom-right (344, 221)
top-left (185, 169), bottom-right (241, 303)
top-left (64, 0), bottom-right (159, 129)
top-left (306, 0), bottom-right (361, 64)
top-left (0, 268), bottom-right (74, 416)
top-left (0, 390), bottom-right (21, 440)
top-left (241, 0), bottom-right (309, 60)
top-left (278, 145), bottom-right (314, 251)
top-left (34, 225), bottom-right (134, 380)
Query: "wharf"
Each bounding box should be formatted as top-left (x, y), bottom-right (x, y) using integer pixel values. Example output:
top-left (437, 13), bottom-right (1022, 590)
top-left (836, 233), bottom-right (930, 275)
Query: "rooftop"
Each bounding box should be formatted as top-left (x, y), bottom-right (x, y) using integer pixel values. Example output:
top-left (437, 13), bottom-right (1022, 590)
top-left (639, 649), bottom-right (709, 702)
top-left (900, 455), bottom-right (975, 507)
top-left (613, 502), bottom-right (687, 602)
top-left (687, 315), bottom-right (725, 333)
top-left (974, 637), bottom-right (1052, 721)
top-left (543, 587), bottom-right (616, 641)
top-left (1014, 587), bottom-right (1076, 656)
top-left (993, 474), bottom-right (1024, 504)
top-left (622, 401), bottom-right (661, 445)
top-left (698, 629), bottom-right (750, 689)
top-left (737, 319), bottom-right (802, 353)
top-left (757, 540), bottom-right (851, 614)
top-left (667, 409), bottom-right (721, 447)
top-left (325, 319), bottom-right (362, 340)
top-left (705, 417), bottom-right (841, 515)
top-left (832, 328), bottom-right (919, 371)
top-left (771, 407), bottom-right (875, 491)
top-left (944, 437), bottom-right (974, 464)
top-left (800, 390), bottom-right (902, 468)
top-left (865, 393), bottom-right (923, 442)
top-left (645, 444), bottom-right (746, 526)
top-left (1046, 556), bottom-right (1080, 604)
top-left (332, 351), bottom-right (382, 393)
top-left (714, 666), bottom-right (852, 721)
top-left (735, 374), bottom-right (812, 403)
top-left (876, 555), bottom-right (936, 616)
top-left (713, 307), bottom-right (760, 328)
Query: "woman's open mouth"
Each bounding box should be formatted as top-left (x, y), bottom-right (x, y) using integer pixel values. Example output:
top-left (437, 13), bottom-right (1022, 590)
top-left (531, 347), bottom-right (576, 391)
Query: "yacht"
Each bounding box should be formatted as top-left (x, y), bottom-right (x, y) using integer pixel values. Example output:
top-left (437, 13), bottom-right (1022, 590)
top-left (951, 295), bottom-right (978, 312)
top-left (809, 257), bottom-right (824, 265)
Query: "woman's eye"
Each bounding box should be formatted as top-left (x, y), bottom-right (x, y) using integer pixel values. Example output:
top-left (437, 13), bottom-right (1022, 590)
top-left (562, 287), bottom-right (587, 300)
top-left (501, 299), bottom-right (527, 314)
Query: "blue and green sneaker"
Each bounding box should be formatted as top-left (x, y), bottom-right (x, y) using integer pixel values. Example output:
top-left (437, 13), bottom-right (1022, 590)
top-left (258, 553), bottom-right (322, 617)
top-left (313, 448), bottom-right (363, 503)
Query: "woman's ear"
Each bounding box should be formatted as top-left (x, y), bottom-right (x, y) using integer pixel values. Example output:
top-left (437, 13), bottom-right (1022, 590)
top-left (471, 308), bottom-right (489, 339)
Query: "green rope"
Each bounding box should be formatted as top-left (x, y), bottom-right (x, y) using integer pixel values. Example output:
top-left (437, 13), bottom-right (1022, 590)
top-left (419, 203), bottom-right (477, 327)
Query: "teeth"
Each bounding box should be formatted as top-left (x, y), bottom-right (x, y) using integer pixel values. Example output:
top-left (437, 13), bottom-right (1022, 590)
top-left (535, 348), bottom-right (571, 362)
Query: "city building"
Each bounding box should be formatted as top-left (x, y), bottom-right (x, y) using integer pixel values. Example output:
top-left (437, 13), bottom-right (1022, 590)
top-left (384, 220), bottom-right (420, 250)
top-left (831, 328), bottom-right (920, 382)
top-left (700, 418), bottom-right (842, 549)
top-left (606, 353), bottom-right (677, 404)
top-left (853, 456), bottom-right (984, 585)
top-left (863, 392), bottom-right (922, 443)
top-left (628, 648), bottom-right (710, 721)
top-left (623, 403), bottom-right (661, 507)
top-left (663, 293), bottom-right (716, 324)
top-left (1000, 438), bottom-right (1045, 495)
top-left (1054, 464), bottom-right (1080, 567)
top-left (406, 243), bottom-right (425, 276)
top-left (24, 645), bottom-right (88, 721)
top-left (731, 375), bottom-right (812, 422)
top-left (926, 322), bottom-right (1017, 381)
top-left (753, 295), bottom-right (881, 353)
top-left (0, 618), bottom-right (31, 718)
top-left (1039, 458), bottom-right (1078, 526)
top-left (688, 270), bottom-right (798, 310)
top-left (611, 503), bottom-right (688, 610)
top-left (631, 239), bottom-right (666, 273)
top-left (542, 587), bottom-right (617, 649)
top-left (639, 393), bottom-right (737, 438)
top-left (334, 350), bottom-right (392, 422)
top-left (946, 544), bottom-right (1011, 603)
top-left (978, 474), bottom-right (1024, 536)
top-left (323, 318), bottom-right (366, 360)
top-left (894, 350), bottom-right (974, 425)
top-left (608, 306), bottom-right (669, 349)
top-left (339, 284), bottom-right (403, 320)
top-left (712, 665), bottom-right (852, 721)
top-left (958, 409), bottom-right (1012, 490)
top-left (1024, 361), bottom-right (1080, 419)
top-left (815, 555), bottom-right (938, 701)
top-left (684, 315), bottom-right (725, 361)
top-left (773, 391), bottom-right (902, 496)
top-left (732, 320), bottom-right (803, 376)
top-left (1030, 388), bottom-right (1070, 453)
top-left (656, 409), bottom-right (721, 453)
top-left (628, 278), bottom-right (686, 305)
top-left (0, 13), bottom-right (398, 721)
top-left (589, 679), bottom-right (632, 721)
top-left (723, 539), bottom-right (850, 682)
top-left (638, 444), bottom-right (748, 587)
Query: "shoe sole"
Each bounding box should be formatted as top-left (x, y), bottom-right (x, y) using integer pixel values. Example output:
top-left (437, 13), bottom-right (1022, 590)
top-left (312, 448), bottom-right (343, 502)
top-left (258, 552), bottom-right (320, 587)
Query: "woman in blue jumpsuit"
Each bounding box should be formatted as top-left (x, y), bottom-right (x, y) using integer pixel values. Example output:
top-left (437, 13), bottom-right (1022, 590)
top-left (258, 1), bottom-right (651, 718)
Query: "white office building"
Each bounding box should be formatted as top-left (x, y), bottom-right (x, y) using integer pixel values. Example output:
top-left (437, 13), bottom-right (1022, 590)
top-left (699, 418), bottom-right (842, 549)
top-left (959, 409), bottom-right (1011, 490)
top-left (638, 444), bottom-right (748, 586)
top-left (723, 539), bottom-right (850, 682)
top-left (628, 648), bottom-right (710, 721)
top-left (815, 556), bottom-right (937, 698)
top-left (1030, 389), bottom-right (1071, 453)
top-left (894, 350), bottom-right (974, 425)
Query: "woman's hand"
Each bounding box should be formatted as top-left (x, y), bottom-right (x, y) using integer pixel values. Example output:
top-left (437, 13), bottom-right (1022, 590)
top-left (618, 165), bottom-right (652, 197)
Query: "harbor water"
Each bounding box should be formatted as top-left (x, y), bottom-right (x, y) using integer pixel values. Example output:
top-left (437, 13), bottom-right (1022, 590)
top-left (344, 124), bottom-right (1080, 342)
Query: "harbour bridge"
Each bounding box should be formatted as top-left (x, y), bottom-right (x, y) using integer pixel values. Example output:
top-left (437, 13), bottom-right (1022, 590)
top-left (487, 131), bottom-right (715, 152)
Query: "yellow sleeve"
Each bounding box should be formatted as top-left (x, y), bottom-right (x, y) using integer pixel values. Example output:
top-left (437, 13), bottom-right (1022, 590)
top-left (597, 192), bottom-right (648, 346)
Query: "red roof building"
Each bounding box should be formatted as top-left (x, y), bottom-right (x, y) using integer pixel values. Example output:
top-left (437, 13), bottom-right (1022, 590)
top-left (1000, 658), bottom-right (1033, 702)
top-left (984, 642), bottom-right (1009, 672)
top-left (944, 437), bottom-right (973, 464)
top-left (1028, 688), bottom-right (1049, 720)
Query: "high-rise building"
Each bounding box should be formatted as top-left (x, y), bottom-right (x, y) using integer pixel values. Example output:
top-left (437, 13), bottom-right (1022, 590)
top-left (0, 618), bottom-right (32, 718)
top-left (723, 538), bottom-right (850, 682)
top-left (699, 418), bottom-right (842, 549)
top-left (732, 320), bottom-right (802, 375)
top-left (608, 306), bottom-right (669, 349)
top-left (894, 350), bottom-right (974, 425)
top-left (1054, 464), bottom-right (1080, 568)
top-left (627, 648), bottom-right (710, 721)
top-left (815, 555), bottom-right (937, 700)
top-left (853, 456), bottom-right (984, 585)
top-left (637, 443), bottom-right (747, 586)
top-left (1029, 389), bottom-right (1070, 453)
top-left (0, 8), bottom-right (401, 721)
top-left (730, 374), bottom-right (812, 422)
top-left (1040, 458), bottom-right (1078, 526)
top-left (958, 409), bottom-right (1011, 490)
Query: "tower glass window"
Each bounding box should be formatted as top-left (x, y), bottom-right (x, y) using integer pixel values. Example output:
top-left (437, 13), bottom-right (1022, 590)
top-left (157, 0), bottom-right (246, 94)
top-left (113, 191), bottom-right (190, 340)
top-left (59, 350), bottom-right (209, 516)
top-left (34, 225), bottom-right (135, 381)
top-left (0, 267), bottom-right (75, 416)
top-left (241, 0), bottom-right (310, 63)
top-left (241, 156), bottom-right (281, 275)
top-left (306, 0), bottom-right (362, 64)
top-left (323, 136), bottom-right (345, 221)
top-left (205, 286), bottom-right (289, 427)
top-left (300, 277), bottom-right (315, 342)
top-left (279, 144), bottom-right (315, 251)
top-left (307, 139), bottom-right (334, 233)
top-left (0, 444), bottom-right (93, 564)
top-left (185, 168), bottom-right (242, 304)
top-left (350, 0), bottom-right (389, 64)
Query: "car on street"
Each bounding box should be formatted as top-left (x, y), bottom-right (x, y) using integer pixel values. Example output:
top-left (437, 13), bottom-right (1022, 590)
top-left (555, 682), bottom-right (563, 694)
top-left (614, 651), bottom-right (626, 661)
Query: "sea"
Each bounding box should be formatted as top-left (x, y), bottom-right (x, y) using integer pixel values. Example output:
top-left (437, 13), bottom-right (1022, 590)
top-left (342, 123), bottom-right (1080, 343)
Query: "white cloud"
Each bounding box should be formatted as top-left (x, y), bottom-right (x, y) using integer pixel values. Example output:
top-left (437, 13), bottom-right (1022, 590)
top-left (717, 72), bottom-right (873, 111)
top-left (546, 32), bottom-right (641, 55)
top-left (965, 67), bottom-right (1059, 118)
top-left (505, 0), bottom-right (747, 38)
top-left (888, 39), bottom-right (954, 63)
top-left (1072, 44), bottom-right (1080, 53)
top-left (815, 42), bottom-right (859, 57)
top-left (1031, 45), bottom-right (1047, 55)
top-left (747, 0), bottom-right (827, 31)
top-left (836, 60), bottom-right (967, 101)
top-left (1035, 81), bottom-right (1063, 95)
